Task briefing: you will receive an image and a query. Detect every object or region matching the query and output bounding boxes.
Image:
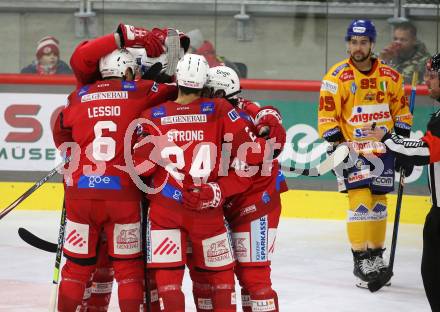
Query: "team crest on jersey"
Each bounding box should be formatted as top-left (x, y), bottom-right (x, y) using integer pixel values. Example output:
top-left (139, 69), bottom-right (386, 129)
top-left (152, 106), bottom-right (166, 118)
top-left (228, 109), bottom-right (240, 122)
top-left (200, 102), bottom-right (215, 114)
top-left (351, 82), bottom-right (357, 94)
top-left (122, 81), bottom-right (137, 91)
top-left (78, 85), bottom-right (90, 97)
top-left (332, 63), bottom-right (349, 76)
top-left (363, 91), bottom-right (376, 101)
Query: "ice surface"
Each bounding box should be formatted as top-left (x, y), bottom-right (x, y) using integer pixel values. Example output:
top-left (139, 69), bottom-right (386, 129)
top-left (0, 211), bottom-right (429, 311)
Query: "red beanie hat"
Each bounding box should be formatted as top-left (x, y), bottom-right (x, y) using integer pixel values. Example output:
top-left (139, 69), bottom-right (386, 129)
top-left (36, 36), bottom-right (60, 59)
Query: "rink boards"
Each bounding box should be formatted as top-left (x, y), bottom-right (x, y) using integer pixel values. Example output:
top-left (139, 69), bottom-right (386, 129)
top-left (0, 181), bottom-right (431, 224)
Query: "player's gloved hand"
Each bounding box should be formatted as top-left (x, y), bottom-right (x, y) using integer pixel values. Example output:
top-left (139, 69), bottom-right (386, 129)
top-left (255, 106), bottom-right (286, 155)
top-left (395, 156), bottom-right (414, 178)
top-left (182, 182), bottom-right (224, 212)
top-left (116, 24), bottom-right (165, 57)
top-left (141, 62), bottom-right (163, 81)
top-left (255, 106), bottom-right (282, 127)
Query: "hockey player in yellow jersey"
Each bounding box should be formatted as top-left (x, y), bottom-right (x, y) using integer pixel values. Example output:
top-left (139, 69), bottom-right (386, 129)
top-left (317, 19), bottom-right (413, 288)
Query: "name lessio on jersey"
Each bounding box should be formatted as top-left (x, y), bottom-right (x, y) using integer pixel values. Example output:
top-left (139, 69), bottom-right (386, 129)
top-left (348, 104), bottom-right (391, 125)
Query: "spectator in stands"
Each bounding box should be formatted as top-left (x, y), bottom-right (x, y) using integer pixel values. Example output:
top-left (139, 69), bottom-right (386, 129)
top-left (21, 36), bottom-right (72, 75)
top-left (186, 29), bottom-right (247, 78)
top-left (380, 21), bottom-right (430, 84)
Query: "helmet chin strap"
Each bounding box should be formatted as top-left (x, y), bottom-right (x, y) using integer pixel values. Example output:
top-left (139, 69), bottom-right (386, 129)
top-left (225, 90), bottom-right (241, 99)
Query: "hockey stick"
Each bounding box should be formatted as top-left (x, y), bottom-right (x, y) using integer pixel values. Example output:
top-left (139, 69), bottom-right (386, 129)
top-left (141, 198), bottom-right (151, 312)
top-left (164, 28), bottom-right (180, 77)
top-left (280, 143), bottom-right (350, 176)
top-left (18, 227), bottom-right (58, 253)
top-left (368, 71), bottom-right (418, 293)
top-left (0, 159), bottom-right (68, 220)
top-left (49, 199), bottom-right (67, 311)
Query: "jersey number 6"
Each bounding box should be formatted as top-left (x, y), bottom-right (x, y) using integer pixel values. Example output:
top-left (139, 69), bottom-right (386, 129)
top-left (93, 120), bottom-right (116, 161)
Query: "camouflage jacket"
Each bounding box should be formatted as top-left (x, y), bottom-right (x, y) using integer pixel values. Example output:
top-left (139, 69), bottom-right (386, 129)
top-left (390, 41), bottom-right (431, 84)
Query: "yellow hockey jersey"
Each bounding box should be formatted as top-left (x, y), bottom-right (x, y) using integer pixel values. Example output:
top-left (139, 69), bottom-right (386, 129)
top-left (318, 58), bottom-right (412, 153)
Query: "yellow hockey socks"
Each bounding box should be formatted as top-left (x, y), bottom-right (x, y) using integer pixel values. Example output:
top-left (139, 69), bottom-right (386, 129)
top-left (347, 188), bottom-right (372, 250)
top-left (367, 194), bottom-right (387, 248)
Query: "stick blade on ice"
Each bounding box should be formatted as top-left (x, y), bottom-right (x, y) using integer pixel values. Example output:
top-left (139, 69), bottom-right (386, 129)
top-left (368, 271), bottom-right (393, 292)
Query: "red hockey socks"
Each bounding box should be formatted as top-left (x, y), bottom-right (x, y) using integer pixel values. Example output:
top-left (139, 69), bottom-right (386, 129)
top-left (235, 266), bottom-right (278, 312)
top-left (86, 267), bottom-right (114, 311)
top-left (154, 267), bottom-right (185, 312)
top-left (193, 280), bottom-right (213, 312)
top-left (58, 260), bottom-right (96, 312)
top-left (112, 259), bottom-right (144, 312)
top-left (209, 270), bottom-right (236, 312)
top-left (190, 268), bottom-right (236, 312)
top-left (240, 288), bottom-right (252, 312)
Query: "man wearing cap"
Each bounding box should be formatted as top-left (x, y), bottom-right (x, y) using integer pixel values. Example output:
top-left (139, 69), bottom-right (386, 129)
top-left (21, 36), bottom-right (72, 75)
top-left (317, 19), bottom-right (413, 288)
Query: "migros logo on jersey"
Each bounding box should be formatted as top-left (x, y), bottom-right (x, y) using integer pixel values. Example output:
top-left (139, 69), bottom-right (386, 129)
top-left (348, 104), bottom-right (391, 125)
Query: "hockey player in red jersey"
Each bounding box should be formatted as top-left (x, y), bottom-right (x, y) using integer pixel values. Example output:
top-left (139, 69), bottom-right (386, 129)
top-left (132, 54), bottom-right (282, 312)
top-left (70, 23), bottom-right (189, 87)
top-left (53, 48), bottom-right (178, 311)
top-left (185, 66), bottom-right (287, 312)
top-left (64, 24), bottom-right (186, 311)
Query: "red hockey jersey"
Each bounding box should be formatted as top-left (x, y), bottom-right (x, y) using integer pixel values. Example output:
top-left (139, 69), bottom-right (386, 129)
top-left (224, 103), bottom-right (288, 225)
top-left (133, 97), bottom-right (267, 211)
top-left (53, 79), bottom-right (177, 200)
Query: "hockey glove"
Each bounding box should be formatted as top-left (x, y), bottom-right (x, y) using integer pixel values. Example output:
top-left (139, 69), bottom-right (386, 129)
top-left (255, 106), bottom-right (285, 144)
top-left (116, 24), bottom-right (165, 57)
top-left (182, 182), bottom-right (224, 212)
top-left (395, 156), bottom-right (414, 178)
top-left (141, 62), bottom-right (163, 81)
top-left (255, 106), bottom-right (283, 127)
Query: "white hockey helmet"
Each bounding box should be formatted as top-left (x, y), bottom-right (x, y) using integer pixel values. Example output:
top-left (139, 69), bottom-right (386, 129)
top-left (175, 53), bottom-right (209, 89)
top-left (206, 66), bottom-right (241, 98)
top-left (99, 49), bottom-right (136, 79)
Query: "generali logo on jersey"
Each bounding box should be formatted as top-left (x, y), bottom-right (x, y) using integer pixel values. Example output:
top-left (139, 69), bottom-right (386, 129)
top-left (161, 114), bottom-right (207, 125)
top-left (81, 91), bottom-right (128, 103)
top-left (348, 104), bottom-right (391, 125)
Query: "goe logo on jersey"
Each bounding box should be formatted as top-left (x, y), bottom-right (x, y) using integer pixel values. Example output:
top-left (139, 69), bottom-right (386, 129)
top-left (77, 175), bottom-right (121, 190)
top-left (348, 104), bottom-right (391, 125)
